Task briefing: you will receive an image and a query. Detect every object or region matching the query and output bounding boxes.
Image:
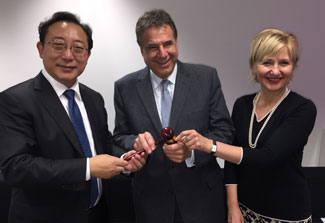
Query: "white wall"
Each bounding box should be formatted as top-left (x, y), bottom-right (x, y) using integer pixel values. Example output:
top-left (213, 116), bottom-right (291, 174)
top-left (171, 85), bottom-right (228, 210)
top-left (0, 0), bottom-right (324, 166)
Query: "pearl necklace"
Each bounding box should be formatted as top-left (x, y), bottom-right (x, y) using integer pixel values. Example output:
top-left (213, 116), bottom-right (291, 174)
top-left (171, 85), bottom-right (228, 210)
top-left (248, 88), bottom-right (291, 148)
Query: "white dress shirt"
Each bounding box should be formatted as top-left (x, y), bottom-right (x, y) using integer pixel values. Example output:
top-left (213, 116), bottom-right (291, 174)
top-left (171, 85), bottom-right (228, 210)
top-left (42, 69), bottom-right (102, 204)
top-left (149, 64), bottom-right (195, 167)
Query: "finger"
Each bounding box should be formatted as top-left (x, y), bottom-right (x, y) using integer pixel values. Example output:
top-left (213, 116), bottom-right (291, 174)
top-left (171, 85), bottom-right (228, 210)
top-left (175, 132), bottom-right (185, 141)
top-left (177, 129), bottom-right (198, 141)
top-left (107, 155), bottom-right (128, 166)
top-left (126, 150), bottom-right (136, 156)
top-left (184, 136), bottom-right (191, 144)
top-left (162, 145), bottom-right (173, 157)
top-left (131, 154), bottom-right (146, 166)
top-left (116, 166), bottom-right (125, 174)
top-left (164, 145), bottom-right (182, 157)
top-left (135, 154), bottom-right (146, 165)
top-left (176, 130), bottom-right (191, 141)
top-left (140, 132), bottom-right (156, 153)
top-left (163, 143), bottom-right (177, 153)
top-left (185, 137), bottom-right (197, 148)
top-left (116, 158), bottom-right (129, 167)
top-left (125, 159), bottom-right (140, 171)
top-left (136, 134), bottom-right (151, 154)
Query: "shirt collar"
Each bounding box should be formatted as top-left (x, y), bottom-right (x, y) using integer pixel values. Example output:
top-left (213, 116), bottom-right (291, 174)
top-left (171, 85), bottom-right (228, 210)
top-left (150, 63), bottom-right (177, 90)
top-left (41, 68), bottom-right (81, 99)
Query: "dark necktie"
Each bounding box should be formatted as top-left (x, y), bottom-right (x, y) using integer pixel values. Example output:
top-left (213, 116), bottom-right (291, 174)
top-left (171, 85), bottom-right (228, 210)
top-left (161, 80), bottom-right (172, 128)
top-left (64, 89), bottom-right (98, 208)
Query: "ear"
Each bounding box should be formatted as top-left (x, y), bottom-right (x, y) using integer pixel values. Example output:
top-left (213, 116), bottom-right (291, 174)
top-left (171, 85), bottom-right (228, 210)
top-left (36, 42), bottom-right (44, 59)
top-left (140, 46), bottom-right (145, 56)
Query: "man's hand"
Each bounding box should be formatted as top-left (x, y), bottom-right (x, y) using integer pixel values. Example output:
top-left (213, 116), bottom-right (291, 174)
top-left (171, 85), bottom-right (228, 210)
top-left (124, 150), bottom-right (147, 172)
top-left (162, 142), bottom-right (191, 163)
top-left (134, 132), bottom-right (156, 154)
top-left (89, 154), bottom-right (128, 179)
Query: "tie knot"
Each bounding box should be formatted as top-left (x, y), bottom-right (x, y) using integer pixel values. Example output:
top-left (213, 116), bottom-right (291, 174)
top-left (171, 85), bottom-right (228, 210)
top-left (161, 80), bottom-right (170, 90)
top-left (64, 89), bottom-right (75, 101)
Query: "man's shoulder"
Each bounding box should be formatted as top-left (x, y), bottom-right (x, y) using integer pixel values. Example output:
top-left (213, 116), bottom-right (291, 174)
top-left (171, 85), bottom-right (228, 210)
top-left (179, 61), bottom-right (216, 72)
top-left (0, 75), bottom-right (40, 112)
top-left (115, 67), bottom-right (149, 85)
top-left (1, 76), bottom-right (36, 97)
top-left (178, 62), bottom-right (218, 81)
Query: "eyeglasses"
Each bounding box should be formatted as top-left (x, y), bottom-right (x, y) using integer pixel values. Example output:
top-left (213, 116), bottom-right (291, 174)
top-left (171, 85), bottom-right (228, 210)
top-left (45, 40), bottom-right (89, 55)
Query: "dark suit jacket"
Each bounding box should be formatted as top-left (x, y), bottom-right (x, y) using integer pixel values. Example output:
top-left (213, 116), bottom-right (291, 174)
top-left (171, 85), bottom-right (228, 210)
top-left (0, 72), bottom-right (112, 223)
top-left (113, 61), bottom-right (235, 223)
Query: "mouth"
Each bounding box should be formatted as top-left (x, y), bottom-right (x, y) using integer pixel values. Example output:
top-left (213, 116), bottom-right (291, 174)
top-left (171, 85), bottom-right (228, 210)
top-left (57, 64), bottom-right (76, 72)
top-left (156, 58), bottom-right (171, 67)
top-left (266, 76), bottom-right (282, 84)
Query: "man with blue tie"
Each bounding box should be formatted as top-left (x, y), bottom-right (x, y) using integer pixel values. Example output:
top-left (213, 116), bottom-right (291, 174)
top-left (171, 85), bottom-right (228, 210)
top-left (113, 9), bottom-right (235, 223)
top-left (0, 11), bottom-right (145, 223)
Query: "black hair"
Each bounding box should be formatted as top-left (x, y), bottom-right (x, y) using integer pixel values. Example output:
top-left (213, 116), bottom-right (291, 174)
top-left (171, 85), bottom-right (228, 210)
top-left (38, 11), bottom-right (93, 51)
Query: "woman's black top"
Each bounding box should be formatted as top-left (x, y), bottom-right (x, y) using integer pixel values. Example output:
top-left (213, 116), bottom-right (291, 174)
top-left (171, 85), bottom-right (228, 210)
top-left (225, 91), bottom-right (317, 220)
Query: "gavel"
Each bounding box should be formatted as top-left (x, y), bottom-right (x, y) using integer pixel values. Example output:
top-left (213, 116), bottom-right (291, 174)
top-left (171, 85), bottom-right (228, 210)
top-left (123, 127), bottom-right (177, 161)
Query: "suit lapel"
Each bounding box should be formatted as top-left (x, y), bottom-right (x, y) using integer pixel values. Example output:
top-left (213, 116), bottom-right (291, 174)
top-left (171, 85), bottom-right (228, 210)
top-left (136, 68), bottom-right (162, 135)
top-left (169, 62), bottom-right (191, 130)
top-left (80, 86), bottom-right (104, 155)
top-left (34, 73), bottom-right (84, 156)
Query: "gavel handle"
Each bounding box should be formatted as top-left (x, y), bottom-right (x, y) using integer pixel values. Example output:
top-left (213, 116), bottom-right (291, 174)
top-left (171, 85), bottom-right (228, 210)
top-left (123, 149), bottom-right (145, 161)
top-left (124, 139), bottom-right (163, 161)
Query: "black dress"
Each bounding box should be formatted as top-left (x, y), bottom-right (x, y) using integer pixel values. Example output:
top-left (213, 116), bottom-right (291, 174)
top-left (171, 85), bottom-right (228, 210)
top-left (225, 91), bottom-right (317, 221)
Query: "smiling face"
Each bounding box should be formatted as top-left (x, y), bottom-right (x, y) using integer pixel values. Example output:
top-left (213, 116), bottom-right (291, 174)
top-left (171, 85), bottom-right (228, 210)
top-left (140, 25), bottom-right (178, 79)
top-left (255, 47), bottom-right (294, 94)
top-left (37, 21), bottom-right (90, 88)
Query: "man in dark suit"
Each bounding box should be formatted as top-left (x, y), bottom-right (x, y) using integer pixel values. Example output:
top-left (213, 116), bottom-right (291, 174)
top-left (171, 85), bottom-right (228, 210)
top-left (113, 9), bottom-right (235, 223)
top-left (0, 11), bottom-right (145, 223)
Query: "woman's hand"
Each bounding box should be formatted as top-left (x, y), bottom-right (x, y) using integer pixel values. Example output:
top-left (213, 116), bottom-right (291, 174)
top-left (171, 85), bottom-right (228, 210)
top-left (176, 129), bottom-right (213, 153)
top-left (227, 205), bottom-right (244, 223)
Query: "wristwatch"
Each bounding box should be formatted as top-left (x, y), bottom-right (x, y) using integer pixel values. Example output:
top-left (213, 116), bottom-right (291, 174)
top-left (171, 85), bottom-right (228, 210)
top-left (210, 141), bottom-right (217, 155)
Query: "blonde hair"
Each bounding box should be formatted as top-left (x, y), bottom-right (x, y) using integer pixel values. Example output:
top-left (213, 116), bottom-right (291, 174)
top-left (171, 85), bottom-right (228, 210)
top-left (249, 28), bottom-right (299, 83)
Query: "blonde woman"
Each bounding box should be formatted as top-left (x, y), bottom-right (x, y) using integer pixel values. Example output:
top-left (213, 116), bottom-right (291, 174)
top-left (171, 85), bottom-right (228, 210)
top-left (175, 28), bottom-right (316, 222)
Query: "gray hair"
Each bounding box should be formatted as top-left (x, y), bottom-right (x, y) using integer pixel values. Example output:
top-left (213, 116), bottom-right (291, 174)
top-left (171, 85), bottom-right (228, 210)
top-left (136, 9), bottom-right (178, 46)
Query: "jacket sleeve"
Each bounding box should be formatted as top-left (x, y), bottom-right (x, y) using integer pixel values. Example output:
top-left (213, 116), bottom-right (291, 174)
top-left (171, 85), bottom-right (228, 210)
top-left (0, 90), bottom-right (86, 188)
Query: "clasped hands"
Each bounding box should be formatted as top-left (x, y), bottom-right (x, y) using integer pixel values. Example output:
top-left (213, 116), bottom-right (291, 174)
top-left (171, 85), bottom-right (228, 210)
top-left (134, 130), bottom-right (206, 163)
top-left (89, 129), bottom-right (210, 179)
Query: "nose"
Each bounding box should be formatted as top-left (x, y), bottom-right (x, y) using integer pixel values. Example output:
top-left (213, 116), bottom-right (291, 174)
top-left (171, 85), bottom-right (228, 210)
top-left (271, 64), bottom-right (280, 75)
top-left (61, 46), bottom-right (74, 60)
top-left (158, 45), bottom-right (168, 58)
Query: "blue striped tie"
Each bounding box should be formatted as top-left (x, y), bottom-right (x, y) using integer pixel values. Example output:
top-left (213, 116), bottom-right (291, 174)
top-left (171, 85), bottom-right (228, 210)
top-left (64, 89), bottom-right (98, 208)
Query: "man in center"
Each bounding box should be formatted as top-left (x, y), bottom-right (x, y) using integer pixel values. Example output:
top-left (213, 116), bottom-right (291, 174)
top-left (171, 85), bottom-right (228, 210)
top-left (113, 9), bottom-right (234, 223)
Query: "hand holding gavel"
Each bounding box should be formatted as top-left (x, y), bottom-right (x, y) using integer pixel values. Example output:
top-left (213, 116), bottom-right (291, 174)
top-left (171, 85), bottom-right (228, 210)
top-left (123, 127), bottom-right (177, 161)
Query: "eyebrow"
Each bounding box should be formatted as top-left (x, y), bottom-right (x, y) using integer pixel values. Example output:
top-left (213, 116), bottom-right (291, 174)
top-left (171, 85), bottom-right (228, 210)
top-left (147, 40), bottom-right (173, 47)
top-left (50, 37), bottom-right (85, 44)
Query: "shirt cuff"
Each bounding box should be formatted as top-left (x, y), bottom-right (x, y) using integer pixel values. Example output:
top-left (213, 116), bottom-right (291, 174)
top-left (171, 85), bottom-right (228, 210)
top-left (185, 150), bottom-right (196, 167)
top-left (121, 153), bottom-right (131, 175)
top-left (86, 158), bottom-right (90, 181)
